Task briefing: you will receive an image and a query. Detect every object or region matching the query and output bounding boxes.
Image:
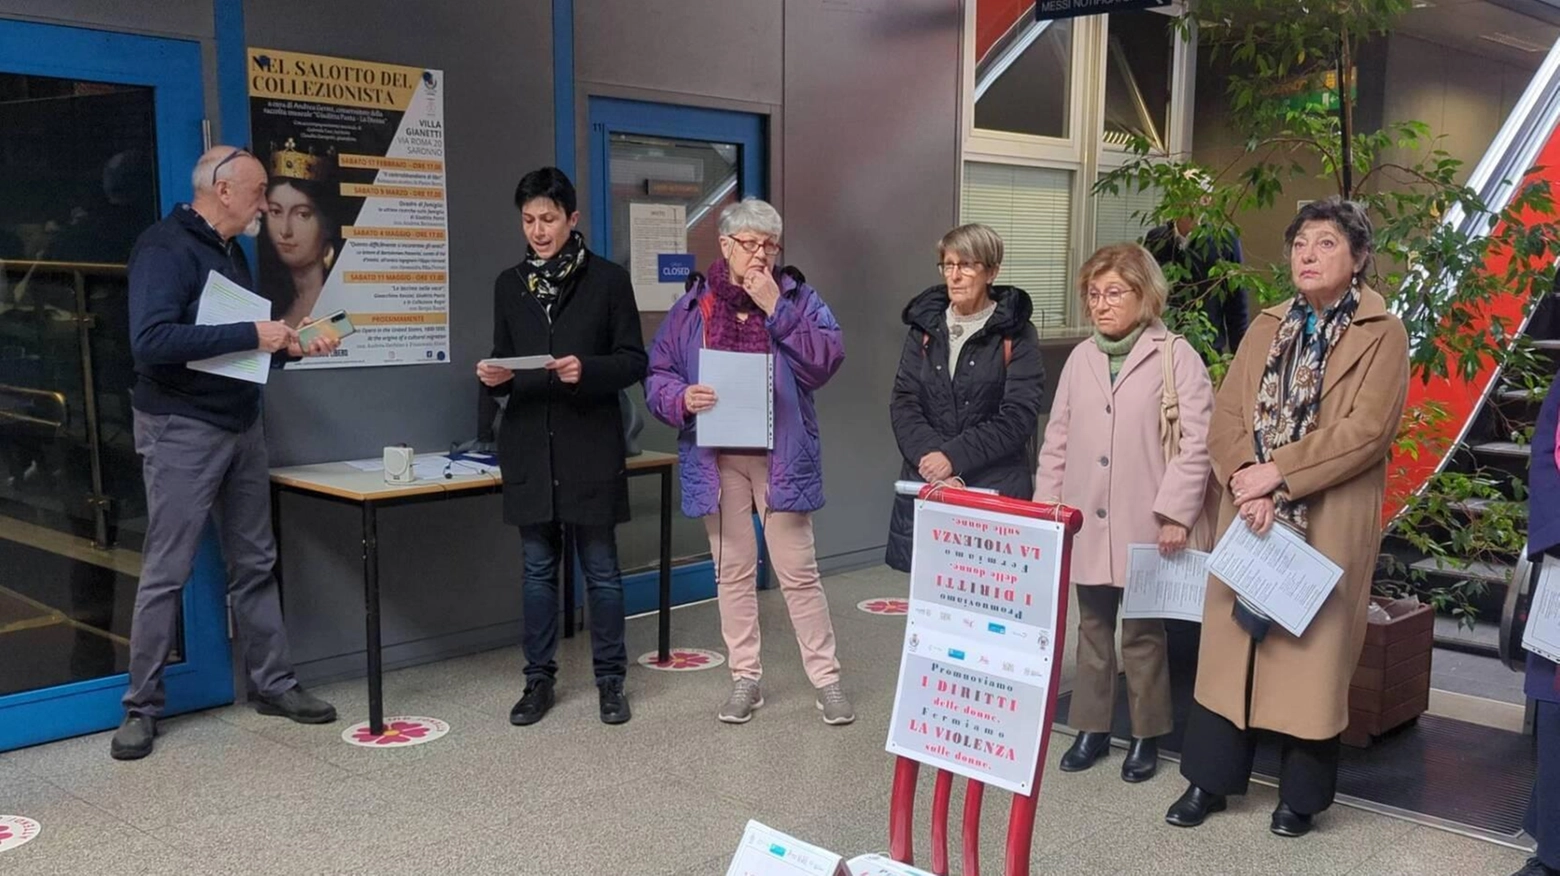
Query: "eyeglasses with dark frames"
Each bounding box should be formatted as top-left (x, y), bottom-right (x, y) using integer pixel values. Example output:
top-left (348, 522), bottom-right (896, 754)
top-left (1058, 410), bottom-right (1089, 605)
top-left (211, 148), bottom-right (252, 185)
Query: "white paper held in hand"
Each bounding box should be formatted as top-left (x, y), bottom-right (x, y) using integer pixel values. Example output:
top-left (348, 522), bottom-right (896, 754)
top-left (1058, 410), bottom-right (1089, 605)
top-left (186, 271), bottom-right (273, 384)
top-left (726, 820), bottom-right (848, 876)
top-left (1122, 544), bottom-right (1210, 623)
top-left (480, 355), bottom-right (555, 370)
top-left (1206, 520), bottom-right (1343, 637)
top-left (1522, 556), bottom-right (1560, 665)
top-left (698, 348), bottom-right (773, 449)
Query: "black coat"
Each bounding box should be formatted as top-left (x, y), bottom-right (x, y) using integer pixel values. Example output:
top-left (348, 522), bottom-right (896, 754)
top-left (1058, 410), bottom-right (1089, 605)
top-left (489, 253), bottom-right (647, 527)
top-left (1144, 222), bottom-right (1250, 358)
top-left (885, 285), bottom-right (1046, 571)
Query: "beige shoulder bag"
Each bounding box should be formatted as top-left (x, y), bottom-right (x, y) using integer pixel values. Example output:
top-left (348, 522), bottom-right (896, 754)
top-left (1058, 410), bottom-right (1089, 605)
top-left (1160, 335), bottom-right (1219, 551)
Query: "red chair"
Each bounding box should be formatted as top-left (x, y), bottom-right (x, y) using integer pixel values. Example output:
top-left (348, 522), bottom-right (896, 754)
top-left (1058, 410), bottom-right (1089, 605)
top-left (887, 489), bottom-right (1082, 876)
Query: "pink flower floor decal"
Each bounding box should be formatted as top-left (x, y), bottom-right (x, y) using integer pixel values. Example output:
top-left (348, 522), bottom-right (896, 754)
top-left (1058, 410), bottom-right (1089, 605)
top-left (340, 716), bottom-right (450, 749)
top-left (637, 647), bottom-right (726, 672)
top-left (857, 598), bottom-right (909, 615)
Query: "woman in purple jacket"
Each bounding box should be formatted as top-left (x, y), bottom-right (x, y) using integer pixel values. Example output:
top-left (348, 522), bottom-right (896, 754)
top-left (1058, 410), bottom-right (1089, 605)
top-left (646, 198), bottom-right (851, 726)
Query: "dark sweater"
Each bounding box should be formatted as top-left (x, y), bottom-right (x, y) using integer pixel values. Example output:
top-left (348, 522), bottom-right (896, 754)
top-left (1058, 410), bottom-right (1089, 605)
top-left (128, 206), bottom-right (264, 432)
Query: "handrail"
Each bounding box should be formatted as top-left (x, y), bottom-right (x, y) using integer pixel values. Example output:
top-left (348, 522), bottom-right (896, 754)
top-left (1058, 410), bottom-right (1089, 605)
top-left (0, 383), bottom-right (68, 432)
top-left (2, 259), bottom-right (127, 274)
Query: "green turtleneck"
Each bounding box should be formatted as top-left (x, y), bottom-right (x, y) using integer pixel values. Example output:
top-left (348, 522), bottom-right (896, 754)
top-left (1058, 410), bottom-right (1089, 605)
top-left (1093, 324), bottom-right (1146, 383)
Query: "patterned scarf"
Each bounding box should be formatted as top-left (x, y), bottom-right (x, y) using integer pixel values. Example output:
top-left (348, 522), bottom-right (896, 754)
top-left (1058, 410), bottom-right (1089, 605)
top-left (1235, 283), bottom-right (1361, 640)
top-left (703, 258), bottom-right (771, 354)
top-left (518, 230), bottom-right (587, 320)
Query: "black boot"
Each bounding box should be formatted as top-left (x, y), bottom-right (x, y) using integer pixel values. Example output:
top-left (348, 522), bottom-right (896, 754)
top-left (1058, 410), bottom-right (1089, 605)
top-left (1270, 802), bottom-right (1314, 838)
top-left (1512, 857), bottom-right (1560, 876)
top-left (509, 677), bottom-right (555, 726)
top-left (598, 677), bottom-right (631, 725)
top-left (1165, 783), bottom-right (1227, 827)
top-left (1059, 731), bottom-right (1112, 772)
top-left (1121, 737), bottom-right (1159, 783)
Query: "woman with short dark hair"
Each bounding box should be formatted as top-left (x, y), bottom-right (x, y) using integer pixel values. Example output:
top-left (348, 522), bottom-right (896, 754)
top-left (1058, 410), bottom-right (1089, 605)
top-left (477, 167), bottom-right (646, 728)
top-left (1167, 196), bottom-right (1410, 838)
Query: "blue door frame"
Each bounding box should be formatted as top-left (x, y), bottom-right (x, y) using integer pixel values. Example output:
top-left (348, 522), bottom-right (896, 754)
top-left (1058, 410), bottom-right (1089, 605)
top-left (585, 97), bottom-right (770, 613)
top-left (586, 97), bottom-right (767, 260)
top-left (0, 20), bottom-right (232, 751)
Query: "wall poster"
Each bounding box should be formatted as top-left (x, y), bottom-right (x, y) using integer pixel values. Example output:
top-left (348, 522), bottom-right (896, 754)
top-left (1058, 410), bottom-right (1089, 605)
top-left (248, 47), bottom-right (448, 368)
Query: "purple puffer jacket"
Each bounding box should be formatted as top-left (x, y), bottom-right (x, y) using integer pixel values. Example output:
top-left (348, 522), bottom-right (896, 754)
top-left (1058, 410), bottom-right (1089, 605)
top-left (646, 268), bottom-right (845, 518)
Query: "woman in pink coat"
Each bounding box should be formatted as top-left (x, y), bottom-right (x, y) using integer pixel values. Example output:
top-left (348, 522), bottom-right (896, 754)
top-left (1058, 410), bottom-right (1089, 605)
top-left (1033, 242), bottom-right (1215, 783)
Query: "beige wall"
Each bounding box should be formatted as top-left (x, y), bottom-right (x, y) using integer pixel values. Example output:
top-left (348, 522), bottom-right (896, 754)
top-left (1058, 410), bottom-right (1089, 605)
top-left (1191, 32), bottom-right (1540, 271)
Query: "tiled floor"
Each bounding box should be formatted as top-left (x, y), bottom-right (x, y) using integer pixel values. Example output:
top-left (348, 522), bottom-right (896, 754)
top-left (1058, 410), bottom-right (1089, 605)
top-left (0, 565), bottom-right (1537, 875)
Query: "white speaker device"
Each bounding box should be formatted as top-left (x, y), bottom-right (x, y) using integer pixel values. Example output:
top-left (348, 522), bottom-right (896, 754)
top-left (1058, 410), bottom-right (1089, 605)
top-left (383, 445), bottom-right (416, 484)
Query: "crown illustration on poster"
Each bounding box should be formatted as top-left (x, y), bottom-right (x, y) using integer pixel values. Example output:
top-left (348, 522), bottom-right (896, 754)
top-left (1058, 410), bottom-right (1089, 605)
top-left (268, 138), bottom-right (332, 181)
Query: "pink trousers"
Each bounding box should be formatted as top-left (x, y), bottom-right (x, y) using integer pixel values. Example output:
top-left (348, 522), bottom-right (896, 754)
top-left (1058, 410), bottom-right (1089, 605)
top-left (703, 452), bottom-right (841, 688)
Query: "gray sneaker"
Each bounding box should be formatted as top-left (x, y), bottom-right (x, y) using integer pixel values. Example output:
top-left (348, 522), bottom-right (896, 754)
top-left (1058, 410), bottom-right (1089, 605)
top-left (816, 682), bottom-right (855, 725)
top-left (718, 678), bottom-right (764, 723)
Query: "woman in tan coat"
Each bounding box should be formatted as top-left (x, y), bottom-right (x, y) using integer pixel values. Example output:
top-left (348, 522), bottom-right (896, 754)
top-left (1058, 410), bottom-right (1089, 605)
top-left (1034, 243), bottom-right (1214, 783)
top-left (1165, 197), bottom-right (1409, 838)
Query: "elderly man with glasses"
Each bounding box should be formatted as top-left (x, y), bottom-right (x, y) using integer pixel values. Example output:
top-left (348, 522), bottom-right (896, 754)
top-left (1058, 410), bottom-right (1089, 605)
top-left (111, 145), bottom-right (339, 760)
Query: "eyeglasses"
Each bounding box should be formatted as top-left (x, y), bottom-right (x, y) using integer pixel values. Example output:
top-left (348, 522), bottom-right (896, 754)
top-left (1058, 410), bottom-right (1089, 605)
top-left (1085, 287), bottom-right (1135, 308)
top-left (937, 261), bottom-right (986, 277)
top-left (211, 148), bottom-right (252, 185)
top-left (727, 236), bottom-right (782, 256)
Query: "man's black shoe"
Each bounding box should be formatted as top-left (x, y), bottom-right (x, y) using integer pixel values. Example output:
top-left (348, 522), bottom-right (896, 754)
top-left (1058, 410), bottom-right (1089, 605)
top-left (510, 677), bottom-right (555, 726)
top-left (599, 677), bottom-right (631, 725)
top-left (255, 685), bottom-right (337, 724)
top-left (109, 714), bottom-right (156, 761)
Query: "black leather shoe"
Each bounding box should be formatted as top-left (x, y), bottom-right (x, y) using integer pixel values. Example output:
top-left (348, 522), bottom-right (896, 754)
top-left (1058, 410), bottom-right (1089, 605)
top-left (509, 677), bottom-right (555, 726)
top-left (109, 714), bottom-right (156, 761)
top-left (598, 677), bottom-right (631, 725)
top-left (1059, 731), bottom-right (1112, 772)
top-left (1270, 802), bottom-right (1314, 838)
top-left (255, 685), bottom-right (337, 724)
top-left (1512, 856), bottom-right (1560, 876)
top-left (1165, 783), bottom-right (1227, 827)
top-left (1121, 737), bottom-right (1159, 783)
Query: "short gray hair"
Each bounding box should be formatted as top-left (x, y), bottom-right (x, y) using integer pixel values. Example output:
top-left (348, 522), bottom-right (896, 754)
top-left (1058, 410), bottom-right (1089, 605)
top-left (718, 198), bottom-right (783, 238)
top-left (939, 224), bottom-right (1004, 268)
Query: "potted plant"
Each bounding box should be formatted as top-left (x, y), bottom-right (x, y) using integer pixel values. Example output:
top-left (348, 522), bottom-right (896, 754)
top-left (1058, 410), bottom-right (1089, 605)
top-left (1098, 0), bottom-right (1560, 746)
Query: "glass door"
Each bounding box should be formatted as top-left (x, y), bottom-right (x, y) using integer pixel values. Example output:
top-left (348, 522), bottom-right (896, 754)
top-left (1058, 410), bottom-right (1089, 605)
top-left (586, 98), bottom-right (768, 612)
top-left (0, 20), bottom-right (230, 751)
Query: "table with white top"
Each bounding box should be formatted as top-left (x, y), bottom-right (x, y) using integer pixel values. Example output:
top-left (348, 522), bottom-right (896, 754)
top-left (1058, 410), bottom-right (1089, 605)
top-left (269, 450), bottom-right (678, 735)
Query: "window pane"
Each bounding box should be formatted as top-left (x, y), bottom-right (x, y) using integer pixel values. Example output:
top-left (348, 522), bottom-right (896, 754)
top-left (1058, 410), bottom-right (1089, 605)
top-left (962, 162), bottom-right (1073, 330)
top-left (606, 132), bottom-right (740, 281)
top-left (975, 8), bottom-right (1073, 140)
top-left (1104, 11), bottom-right (1175, 150)
top-left (0, 72), bottom-right (163, 695)
top-left (1094, 173), bottom-right (1161, 249)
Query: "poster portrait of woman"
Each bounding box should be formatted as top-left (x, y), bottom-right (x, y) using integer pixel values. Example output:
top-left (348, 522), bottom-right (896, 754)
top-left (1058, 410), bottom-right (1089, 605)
top-left (257, 138), bottom-right (345, 326)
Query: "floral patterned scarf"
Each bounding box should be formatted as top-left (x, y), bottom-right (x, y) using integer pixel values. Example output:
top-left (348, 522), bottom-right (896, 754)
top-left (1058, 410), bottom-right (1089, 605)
top-left (1252, 284), bottom-right (1361, 530)
top-left (1234, 284), bottom-right (1360, 641)
top-left (518, 230), bottom-right (587, 321)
